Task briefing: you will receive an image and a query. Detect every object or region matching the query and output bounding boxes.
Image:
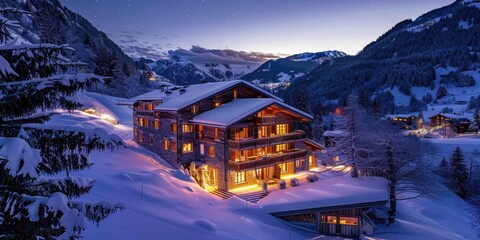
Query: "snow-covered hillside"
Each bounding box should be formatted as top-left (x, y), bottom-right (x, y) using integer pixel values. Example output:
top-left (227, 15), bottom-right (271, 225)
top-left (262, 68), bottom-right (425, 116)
top-left (37, 91), bottom-right (478, 239)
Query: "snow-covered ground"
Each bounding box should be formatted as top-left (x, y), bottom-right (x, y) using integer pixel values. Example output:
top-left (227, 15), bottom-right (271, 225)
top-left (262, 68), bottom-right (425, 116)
top-left (42, 91), bottom-right (478, 239)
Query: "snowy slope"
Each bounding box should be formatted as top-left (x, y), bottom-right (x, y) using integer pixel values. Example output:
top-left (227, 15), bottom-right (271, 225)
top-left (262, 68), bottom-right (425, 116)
top-left (39, 91), bottom-right (478, 239)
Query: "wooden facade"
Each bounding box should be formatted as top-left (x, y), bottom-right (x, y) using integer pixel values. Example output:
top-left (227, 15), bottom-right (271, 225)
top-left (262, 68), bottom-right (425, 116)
top-left (132, 81), bottom-right (322, 191)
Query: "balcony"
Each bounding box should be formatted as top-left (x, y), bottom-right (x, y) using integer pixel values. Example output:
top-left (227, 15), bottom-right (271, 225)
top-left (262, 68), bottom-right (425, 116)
top-left (135, 110), bottom-right (154, 117)
top-left (228, 130), bottom-right (306, 150)
top-left (256, 116), bottom-right (277, 125)
top-left (229, 149), bottom-right (307, 172)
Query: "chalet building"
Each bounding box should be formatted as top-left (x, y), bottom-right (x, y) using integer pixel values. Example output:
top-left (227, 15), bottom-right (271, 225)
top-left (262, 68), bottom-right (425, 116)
top-left (387, 114), bottom-right (416, 128)
top-left (429, 113), bottom-right (471, 133)
top-left (130, 80), bottom-right (323, 191)
top-left (429, 113), bottom-right (450, 127)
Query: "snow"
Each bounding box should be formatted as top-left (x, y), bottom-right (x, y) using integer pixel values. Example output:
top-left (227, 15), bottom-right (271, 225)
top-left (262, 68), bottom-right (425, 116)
top-left (0, 55), bottom-right (18, 76)
top-left (27, 91), bottom-right (478, 239)
top-left (459, 20), bottom-right (473, 30)
top-left (191, 98), bottom-right (312, 127)
top-left (0, 137), bottom-right (41, 178)
top-left (258, 177), bottom-right (389, 213)
top-left (406, 15), bottom-right (452, 33)
top-left (153, 80), bottom-right (283, 111)
top-left (276, 72), bottom-right (291, 83)
top-left (388, 87), bottom-right (411, 107)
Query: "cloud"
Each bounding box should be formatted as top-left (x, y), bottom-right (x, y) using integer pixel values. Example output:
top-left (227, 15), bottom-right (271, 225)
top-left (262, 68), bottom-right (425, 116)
top-left (167, 46), bottom-right (281, 65)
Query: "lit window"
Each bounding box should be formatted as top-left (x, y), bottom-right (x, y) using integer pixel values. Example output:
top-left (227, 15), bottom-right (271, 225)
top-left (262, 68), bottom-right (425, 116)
top-left (339, 217), bottom-right (358, 226)
top-left (171, 141), bottom-right (176, 152)
top-left (308, 155), bottom-right (315, 166)
top-left (182, 124), bottom-right (193, 133)
top-left (275, 143), bottom-right (287, 152)
top-left (139, 118), bottom-right (145, 126)
top-left (163, 139), bottom-right (169, 149)
top-left (233, 89), bottom-right (237, 98)
top-left (154, 120), bottom-right (160, 129)
top-left (147, 104), bottom-right (154, 111)
top-left (214, 102), bottom-right (221, 107)
top-left (296, 160), bottom-right (303, 167)
top-left (182, 143), bottom-right (193, 153)
top-left (276, 124), bottom-right (288, 135)
top-left (134, 127), bottom-right (138, 136)
top-left (214, 128), bottom-right (218, 139)
top-left (279, 163), bottom-right (287, 173)
top-left (192, 105), bottom-right (198, 114)
top-left (138, 134), bottom-right (143, 143)
top-left (209, 146), bottom-right (215, 157)
top-left (171, 123), bottom-right (177, 133)
top-left (321, 216), bottom-right (337, 224)
top-left (235, 171), bottom-right (246, 183)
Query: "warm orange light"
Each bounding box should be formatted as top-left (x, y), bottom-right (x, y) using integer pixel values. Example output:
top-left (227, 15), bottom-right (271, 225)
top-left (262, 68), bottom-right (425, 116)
top-left (334, 107), bottom-right (342, 115)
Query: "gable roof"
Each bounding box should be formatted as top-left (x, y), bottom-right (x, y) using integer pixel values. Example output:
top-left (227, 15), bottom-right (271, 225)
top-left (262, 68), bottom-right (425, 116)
top-left (190, 98), bottom-right (312, 128)
top-left (153, 80), bottom-right (282, 111)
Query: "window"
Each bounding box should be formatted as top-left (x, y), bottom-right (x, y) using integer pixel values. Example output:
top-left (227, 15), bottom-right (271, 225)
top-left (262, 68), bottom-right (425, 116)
top-left (275, 143), bottom-right (287, 152)
top-left (171, 141), bottom-right (176, 152)
top-left (182, 143), bottom-right (193, 153)
top-left (214, 102), bottom-right (221, 107)
top-left (192, 105), bottom-right (198, 114)
top-left (308, 155), bottom-right (315, 166)
top-left (321, 216), bottom-right (337, 224)
top-left (214, 128), bottom-right (218, 139)
top-left (233, 89), bottom-right (237, 98)
top-left (276, 124), bottom-right (288, 135)
top-left (163, 139), bottom-right (169, 149)
top-left (154, 120), bottom-right (160, 129)
top-left (296, 159), bottom-right (303, 167)
top-left (255, 168), bottom-right (262, 177)
top-left (339, 217), bottom-right (358, 226)
top-left (182, 124), bottom-right (193, 133)
top-left (139, 118), bottom-right (145, 126)
top-left (147, 104), bottom-right (154, 111)
top-left (200, 144), bottom-right (205, 155)
top-left (171, 123), bottom-right (177, 133)
top-left (235, 171), bottom-right (246, 183)
top-left (279, 163), bottom-right (287, 173)
top-left (209, 146), bottom-right (215, 157)
top-left (138, 133), bottom-right (143, 143)
top-left (134, 127), bottom-right (138, 136)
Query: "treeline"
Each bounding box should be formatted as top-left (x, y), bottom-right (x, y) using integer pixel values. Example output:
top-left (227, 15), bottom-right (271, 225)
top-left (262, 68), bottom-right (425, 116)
top-left (285, 4), bottom-right (480, 115)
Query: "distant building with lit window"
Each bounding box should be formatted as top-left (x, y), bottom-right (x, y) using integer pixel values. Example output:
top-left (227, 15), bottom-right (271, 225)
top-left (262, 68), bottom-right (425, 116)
top-left (127, 80), bottom-right (323, 191)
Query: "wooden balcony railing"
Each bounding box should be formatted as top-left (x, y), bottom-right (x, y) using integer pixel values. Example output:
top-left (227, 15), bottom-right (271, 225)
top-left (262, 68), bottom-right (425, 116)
top-left (255, 116), bottom-right (277, 125)
top-left (135, 110), bottom-right (154, 117)
top-left (228, 149), bottom-right (307, 172)
top-left (228, 130), bottom-right (306, 150)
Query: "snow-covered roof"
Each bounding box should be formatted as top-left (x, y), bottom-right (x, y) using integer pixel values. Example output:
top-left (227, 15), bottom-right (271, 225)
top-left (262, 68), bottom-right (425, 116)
top-left (155, 80), bottom-right (283, 111)
top-left (322, 130), bottom-right (344, 137)
top-left (190, 98), bottom-right (312, 128)
top-left (385, 114), bottom-right (416, 119)
top-left (258, 176), bottom-right (388, 214)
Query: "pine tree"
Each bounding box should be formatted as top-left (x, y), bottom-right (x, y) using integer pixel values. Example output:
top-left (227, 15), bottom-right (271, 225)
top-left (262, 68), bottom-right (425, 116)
top-left (438, 156), bottom-right (449, 178)
top-left (449, 146), bottom-right (469, 198)
top-left (293, 89), bottom-right (312, 137)
top-left (473, 108), bottom-right (480, 135)
top-left (0, 8), bottom-right (123, 239)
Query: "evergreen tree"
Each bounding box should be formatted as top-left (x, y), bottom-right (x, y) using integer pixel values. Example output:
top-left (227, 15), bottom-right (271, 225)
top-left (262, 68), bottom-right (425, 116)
top-left (0, 8), bottom-right (123, 239)
top-left (473, 108), bottom-right (480, 135)
top-left (311, 111), bottom-right (323, 142)
top-left (436, 85), bottom-right (449, 99)
top-left (293, 89), bottom-right (312, 137)
top-left (449, 146), bottom-right (469, 198)
top-left (416, 112), bottom-right (424, 129)
top-left (438, 156), bottom-right (449, 178)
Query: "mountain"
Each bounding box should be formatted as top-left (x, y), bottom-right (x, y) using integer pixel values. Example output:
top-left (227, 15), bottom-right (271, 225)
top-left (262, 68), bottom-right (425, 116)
top-left (286, 0), bottom-right (480, 114)
top-left (241, 50), bottom-right (347, 86)
top-left (0, 0), bottom-right (144, 97)
top-left (145, 55), bottom-right (260, 84)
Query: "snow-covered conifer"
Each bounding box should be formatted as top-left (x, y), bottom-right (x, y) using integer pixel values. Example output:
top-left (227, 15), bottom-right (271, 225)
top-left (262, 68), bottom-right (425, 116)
top-left (0, 8), bottom-right (123, 239)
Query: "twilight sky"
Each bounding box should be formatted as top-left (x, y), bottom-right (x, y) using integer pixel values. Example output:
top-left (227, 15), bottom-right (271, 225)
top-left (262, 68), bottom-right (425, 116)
top-left (61, 0), bottom-right (455, 61)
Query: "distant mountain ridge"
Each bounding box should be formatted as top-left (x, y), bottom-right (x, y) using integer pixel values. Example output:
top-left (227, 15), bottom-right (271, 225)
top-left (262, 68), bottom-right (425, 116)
top-left (143, 55), bottom-right (260, 84)
top-left (241, 50), bottom-right (347, 85)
